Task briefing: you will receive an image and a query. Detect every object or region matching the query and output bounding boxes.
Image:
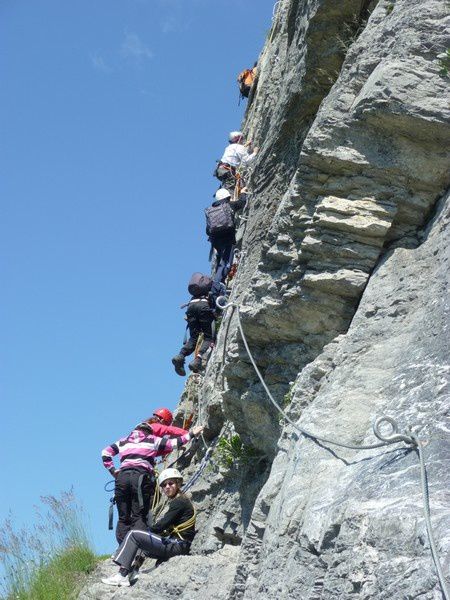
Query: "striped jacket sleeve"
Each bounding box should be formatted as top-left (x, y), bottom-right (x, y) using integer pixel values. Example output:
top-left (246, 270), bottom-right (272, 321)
top-left (101, 441), bottom-right (120, 474)
top-left (154, 432), bottom-right (191, 455)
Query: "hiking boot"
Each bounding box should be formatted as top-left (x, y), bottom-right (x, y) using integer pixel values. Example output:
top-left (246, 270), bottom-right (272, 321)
top-left (101, 572), bottom-right (130, 587)
top-left (155, 557), bottom-right (168, 568)
top-left (172, 354), bottom-right (186, 376)
top-left (128, 550), bottom-right (145, 584)
top-left (128, 568), bottom-right (140, 585)
top-left (188, 356), bottom-right (203, 373)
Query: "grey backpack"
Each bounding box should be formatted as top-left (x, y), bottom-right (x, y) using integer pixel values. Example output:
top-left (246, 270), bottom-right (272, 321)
top-left (188, 273), bottom-right (213, 298)
top-left (205, 202), bottom-right (235, 237)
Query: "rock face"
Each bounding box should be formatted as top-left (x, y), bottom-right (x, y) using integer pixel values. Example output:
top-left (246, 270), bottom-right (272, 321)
top-left (79, 0), bottom-right (450, 598)
top-left (78, 546), bottom-right (240, 600)
top-left (231, 189), bottom-right (450, 599)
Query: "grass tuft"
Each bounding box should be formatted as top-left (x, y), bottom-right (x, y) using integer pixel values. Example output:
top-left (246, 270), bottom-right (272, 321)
top-left (0, 489), bottom-right (98, 600)
top-left (16, 546), bottom-right (97, 600)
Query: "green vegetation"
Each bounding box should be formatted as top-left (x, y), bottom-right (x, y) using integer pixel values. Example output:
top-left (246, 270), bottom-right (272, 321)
top-left (283, 382), bottom-right (296, 407)
top-left (0, 490), bottom-right (98, 600)
top-left (216, 433), bottom-right (261, 469)
top-left (214, 315), bottom-right (223, 335)
top-left (437, 48), bottom-right (450, 77)
top-left (10, 546), bottom-right (98, 600)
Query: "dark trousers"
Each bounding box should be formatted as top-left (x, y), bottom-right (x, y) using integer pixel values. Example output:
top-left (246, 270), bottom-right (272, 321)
top-left (114, 529), bottom-right (190, 571)
top-left (212, 237), bottom-right (235, 284)
top-left (179, 300), bottom-right (215, 358)
top-left (115, 469), bottom-right (154, 544)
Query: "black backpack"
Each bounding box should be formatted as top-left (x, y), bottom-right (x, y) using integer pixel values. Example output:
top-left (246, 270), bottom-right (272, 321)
top-left (188, 273), bottom-right (213, 298)
top-left (205, 202), bottom-right (235, 237)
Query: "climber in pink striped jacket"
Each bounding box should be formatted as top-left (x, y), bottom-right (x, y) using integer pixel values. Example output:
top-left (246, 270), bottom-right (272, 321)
top-left (102, 420), bottom-right (203, 543)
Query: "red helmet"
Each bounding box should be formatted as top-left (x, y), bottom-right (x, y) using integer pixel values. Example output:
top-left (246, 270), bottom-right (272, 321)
top-left (153, 407), bottom-right (173, 425)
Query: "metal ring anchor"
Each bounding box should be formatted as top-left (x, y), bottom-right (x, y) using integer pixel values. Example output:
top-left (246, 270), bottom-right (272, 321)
top-left (373, 416), bottom-right (417, 446)
top-left (216, 296), bottom-right (236, 311)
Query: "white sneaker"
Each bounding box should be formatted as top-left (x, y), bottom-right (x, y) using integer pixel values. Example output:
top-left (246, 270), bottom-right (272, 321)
top-left (101, 572), bottom-right (131, 587)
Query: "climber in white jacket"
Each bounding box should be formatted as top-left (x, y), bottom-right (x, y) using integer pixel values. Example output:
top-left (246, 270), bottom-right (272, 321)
top-left (215, 131), bottom-right (258, 193)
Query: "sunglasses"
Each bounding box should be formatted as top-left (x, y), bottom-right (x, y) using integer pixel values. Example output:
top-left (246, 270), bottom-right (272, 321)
top-left (161, 480), bottom-right (178, 488)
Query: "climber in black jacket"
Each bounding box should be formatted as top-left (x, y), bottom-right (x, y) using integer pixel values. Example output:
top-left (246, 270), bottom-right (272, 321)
top-left (102, 468), bottom-right (196, 587)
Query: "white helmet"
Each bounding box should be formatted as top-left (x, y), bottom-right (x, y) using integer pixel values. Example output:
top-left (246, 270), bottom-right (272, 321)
top-left (158, 468), bottom-right (183, 486)
top-left (229, 130), bottom-right (243, 143)
top-left (215, 188), bottom-right (231, 201)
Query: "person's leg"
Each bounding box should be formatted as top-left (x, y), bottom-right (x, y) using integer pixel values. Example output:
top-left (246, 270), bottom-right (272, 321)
top-left (114, 531), bottom-right (172, 572)
top-left (182, 305), bottom-right (201, 356)
top-left (115, 471), bottom-right (132, 544)
top-left (129, 472), bottom-right (154, 532)
top-left (198, 305), bottom-right (215, 355)
top-left (172, 305), bottom-right (200, 375)
top-left (188, 304), bottom-right (215, 373)
top-left (213, 240), bottom-right (234, 283)
top-left (213, 242), bottom-right (227, 283)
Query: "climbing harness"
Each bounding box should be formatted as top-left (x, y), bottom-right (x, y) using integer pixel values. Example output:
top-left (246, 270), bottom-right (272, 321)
top-left (105, 474), bottom-right (160, 531)
top-left (105, 480), bottom-right (116, 530)
top-left (170, 508), bottom-right (197, 540)
top-left (134, 471), bottom-right (156, 518)
top-left (226, 249), bottom-right (241, 287)
top-left (214, 161), bottom-right (236, 181)
top-left (215, 297), bottom-right (449, 600)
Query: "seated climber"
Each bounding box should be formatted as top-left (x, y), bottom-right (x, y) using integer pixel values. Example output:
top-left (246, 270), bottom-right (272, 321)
top-left (171, 273), bottom-right (224, 376)
top-left (102, 422), bottom-right (203, 544)
top-left (214, 131), bottom-right (258, 192)
top-left (102, 468), bottom-right (196, 587)
top-left (206, 187), bottom-right (248, 284)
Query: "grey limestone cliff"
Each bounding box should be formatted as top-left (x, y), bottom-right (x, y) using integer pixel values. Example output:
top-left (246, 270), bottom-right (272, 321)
top-left (79, 0), bottom-right (450, 598)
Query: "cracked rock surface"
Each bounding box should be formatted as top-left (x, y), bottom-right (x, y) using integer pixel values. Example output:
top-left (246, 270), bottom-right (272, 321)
top-left (80, 0), bottom-right (449, 597)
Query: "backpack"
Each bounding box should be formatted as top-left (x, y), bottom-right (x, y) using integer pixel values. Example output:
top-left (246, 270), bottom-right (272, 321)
top-left (237, 68), bottom-right (256, 98)
top-left (188, 273), bottom-right (213, 298)
top-left (205, 202), bottom-right (235, 237)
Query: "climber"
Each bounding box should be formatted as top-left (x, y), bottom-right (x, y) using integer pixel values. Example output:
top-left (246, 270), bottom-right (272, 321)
top-left (214, 131), bottom-right (258, 193)
top-left (147, 407), bottom-right (188, 437)
top-left (171, 272), bottom-right (224, 377)
top-left (237, 64), bottom-right (257, 100)
top-left (102, 422), bottom-right (203, 544)
top-left (102, 468), bottom-right (196, 587)
top-left (206, 187), bottom-right (248, 284)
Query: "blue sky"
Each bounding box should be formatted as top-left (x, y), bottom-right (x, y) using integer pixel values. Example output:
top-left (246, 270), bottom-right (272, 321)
top-left (0, 0), bottom-right (275, 555)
